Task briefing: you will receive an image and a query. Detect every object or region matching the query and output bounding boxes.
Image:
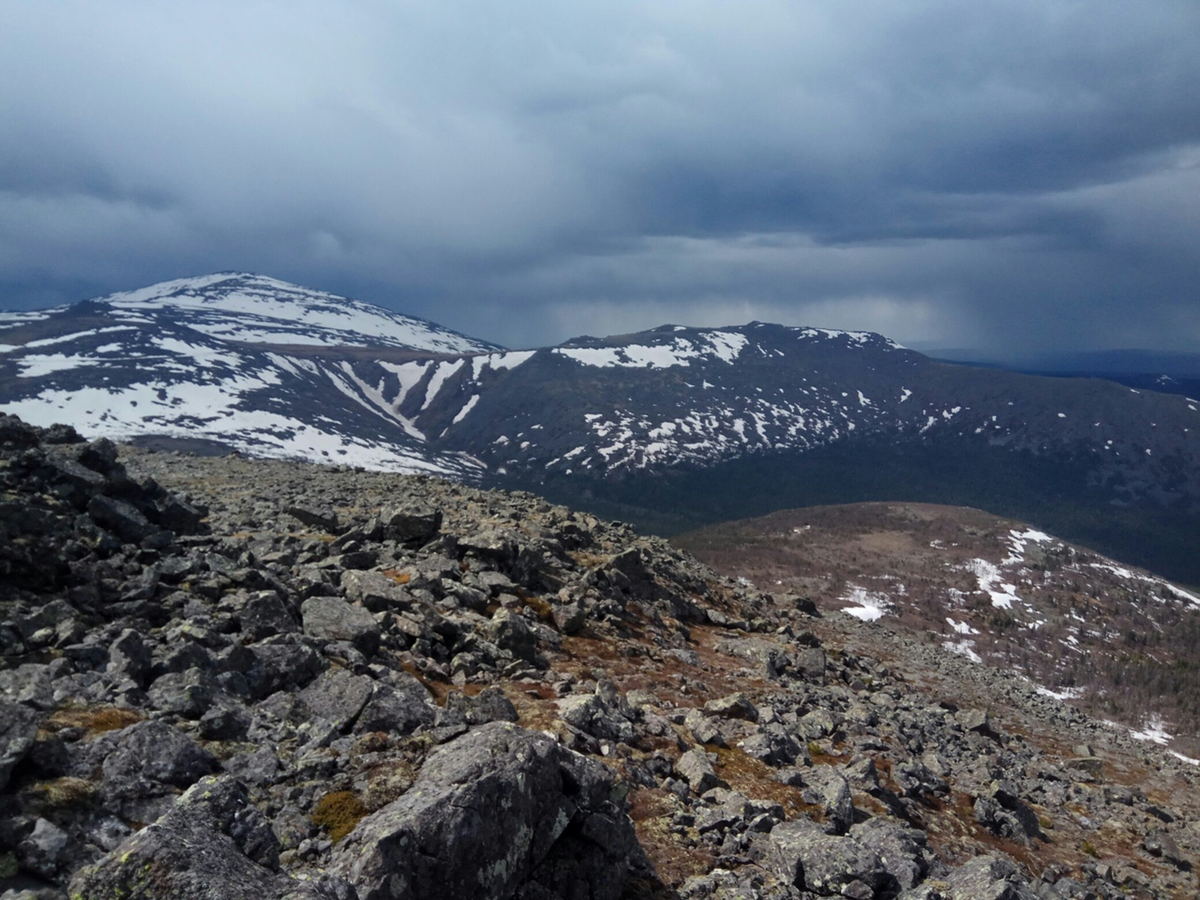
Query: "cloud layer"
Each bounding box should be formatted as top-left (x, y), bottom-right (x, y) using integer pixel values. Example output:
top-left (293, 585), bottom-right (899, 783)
top-left (3, 1), bottom-right (1198, 356)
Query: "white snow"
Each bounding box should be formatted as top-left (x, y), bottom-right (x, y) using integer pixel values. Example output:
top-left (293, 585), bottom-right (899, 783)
top-left (943, 640), bottom-right (982, 663)
top-left (451, 394), bottom-right (480, 424)
top-left (98, 273), bottom-right (495, 353)
top-left (1035, 686), bottom-right (1082, 701)
top-left (1130, 716), bottom-right (1172, 745)
top-left (555, 332), bottom-right (747, 370)
top-left (841, 586), bottom-right (891, 621)
top-left (419, 359), bottom-right (465, 410)
top-left (965, 558), bottom-right (1023, 609)
top-left (17, 353), bottom-right (103, 377)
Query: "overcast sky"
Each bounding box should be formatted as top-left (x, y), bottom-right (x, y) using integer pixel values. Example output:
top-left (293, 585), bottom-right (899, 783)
top-left (2, 1), bottom-right (1198, 357)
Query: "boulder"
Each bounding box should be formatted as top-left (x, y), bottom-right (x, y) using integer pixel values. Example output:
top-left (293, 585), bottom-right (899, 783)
top-left (381, 504), bottom-right (442, 543)
top-left (302, 597), bottom-right (381, 656)
top-left (0, 697), bottom-right (40, 791)
top-left (70, 777), bottom-right (351, 899)
top-left (329, 722), bottom-right (639, 900)
top-left (768, 817), bottom-right (892, 897)
top-left (101, 720), bottom-right (218, 800)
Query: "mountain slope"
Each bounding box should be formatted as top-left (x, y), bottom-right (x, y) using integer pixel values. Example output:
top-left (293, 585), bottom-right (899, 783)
top-left (676, 501), bottom-right (1200, 758)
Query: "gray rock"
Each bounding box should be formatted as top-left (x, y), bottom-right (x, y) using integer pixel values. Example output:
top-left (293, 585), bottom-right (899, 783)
top-left (794, 646), bottom-right (827, 683)
top-left (285, 505), bottom-right (340, 533)
top-left (799, 766), bottom-right (854, 834)
top-left (106, 629), bottom-right (153, 687)
top-left (381, 503), bottom-right (442, 543)
top-left (147, 668), bottom-right (216, 719)
top-left (238, 591), bottom-right (300, 641)
top-left (301, 597), bottom-right (381, 656)
top-left (768, 817), bottom-right (890, 897)
top-left (849, 817), bottom-right (929, 890)
top-left (558, 684), bottom-right (638, 744)
top-left (87, 494), bottom-right (154, 543)
top-left (300, 669), bottom-right (375, 732)
top-left (486, 608), bottom-right (538, 662)
top-left (0, 698), bottom-right (41, 791)
top-left (704, 692), bottom-right (759, 722)
top-left (16, 817), bottom-right (70, 879)
top-left (70, 777), bottom-right (349, 899)
top-left (329, 722), bottom-right (638, 900)
top-left (353, 675), bottom-right (437, 736)
top-left (340, 570), bottom-right (411, 613)
top-left (248, 636), bottom-right (324, 699)
top-left (943, 853), bottom-right (1034, 900)
top-left (101, 720), bottom-right (218, 799)
top-left (675, 748), bottom-right (722, 794)
top-left (0, 665), bottom-right (54, 711)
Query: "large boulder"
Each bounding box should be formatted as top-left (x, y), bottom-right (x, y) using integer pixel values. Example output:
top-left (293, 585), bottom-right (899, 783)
top-left (329, 722), bottom-right (641, 900)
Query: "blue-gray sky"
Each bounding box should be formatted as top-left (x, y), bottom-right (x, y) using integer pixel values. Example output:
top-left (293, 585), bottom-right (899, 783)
top-left (2, 1), bottom-right (1198, 357)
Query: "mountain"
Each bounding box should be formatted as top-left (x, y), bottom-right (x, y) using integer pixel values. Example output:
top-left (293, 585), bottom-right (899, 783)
top-left (4, 273), bottom-right (1200, 581)
top-left (4, 419), bottom-right (1200, 898)
top-left (0, 273), bottom-right (499, 477)
top-left (676, 501), bottom-right (1200, 759)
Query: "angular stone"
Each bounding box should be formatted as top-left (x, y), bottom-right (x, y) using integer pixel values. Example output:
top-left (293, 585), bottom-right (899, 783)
top-left (487, 608), bottom-right (538, 662)
top-left (301, 596), bottom-right (381, 656)
top-left (0, 697), bottom-right (41, 792)
top-left (354, 675), bottom-right (437, 737)
top-left (800, 766), bottom-right (854, 834)
top-left (704, 692), bottom-right (759, 722)
top-left (768, 818), bottom-right (890, 897)
top-left (300, 669), bottom-right (375, 732)
top-left (238, 590), bottom-right (300, 641)
top-left (248, 636), bottom-right (324, 699)
top-left (70, 777), bottom-right (345, 900)
top-left (87, 495), bottom-right (154, 543)
top-left (341, 570), bottom-right (412, 613)
top-left (330, 722), bottom-right (638, 900)
top-left (675, 748), bottom-right (722, 794)
top-left (101, 720), bottom-right (218, 799)
top-left (381, 503), bottom-right (442, 543)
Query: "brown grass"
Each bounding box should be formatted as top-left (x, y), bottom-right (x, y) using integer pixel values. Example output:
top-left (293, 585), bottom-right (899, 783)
top-left (311, 791), bottom-right (368, 843)
top-left (41, 706), bottom-right (143, 738)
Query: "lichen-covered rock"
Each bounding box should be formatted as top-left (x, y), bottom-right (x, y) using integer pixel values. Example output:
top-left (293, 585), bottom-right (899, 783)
top-left (329, 722), bottom-right (640, 900)
top-left (100, 720), bottom-right (218, 801)
top-left (768, 817), bottom-right (892, 897)
top-left (69, 777), bottom-right (352, 900)
top-left (301, 597), bottom-right (381, 656)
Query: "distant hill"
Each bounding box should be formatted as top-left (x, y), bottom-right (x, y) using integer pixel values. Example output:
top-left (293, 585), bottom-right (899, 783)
top-left (675, 501), bottom-right (1200, 759)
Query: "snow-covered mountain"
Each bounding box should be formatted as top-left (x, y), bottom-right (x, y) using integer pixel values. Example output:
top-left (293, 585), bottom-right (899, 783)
top-left (0, 273), bottom-right (498, 475)
top-left (3, 273), bottom-right (1200, 580)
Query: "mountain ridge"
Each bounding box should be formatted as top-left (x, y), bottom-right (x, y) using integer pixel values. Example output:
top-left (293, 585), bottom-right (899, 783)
top-left (3, 273), bottom-right (1199, 582)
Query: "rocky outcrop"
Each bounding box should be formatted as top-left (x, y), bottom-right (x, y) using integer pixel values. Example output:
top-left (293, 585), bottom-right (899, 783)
top-left (2, 415), bottom-right (1199, 900)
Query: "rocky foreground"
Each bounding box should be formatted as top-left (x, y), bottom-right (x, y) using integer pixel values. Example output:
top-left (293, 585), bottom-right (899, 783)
top-left (2, 413), bottom-right (1199, 900)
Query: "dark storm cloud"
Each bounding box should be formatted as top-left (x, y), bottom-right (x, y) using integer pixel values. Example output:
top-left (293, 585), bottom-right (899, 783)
top-left (1, 1), bottom-right (1198, 357)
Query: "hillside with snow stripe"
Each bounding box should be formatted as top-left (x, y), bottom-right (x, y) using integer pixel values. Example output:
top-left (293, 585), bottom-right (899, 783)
top-left (676, 501), bottom-right (1200, 758)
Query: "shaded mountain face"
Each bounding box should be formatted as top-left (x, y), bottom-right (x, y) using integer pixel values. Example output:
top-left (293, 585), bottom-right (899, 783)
top-left (3, 274), bottom-right (1200, 579)
top-left (676, 501), bottom-right (1200, 760)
